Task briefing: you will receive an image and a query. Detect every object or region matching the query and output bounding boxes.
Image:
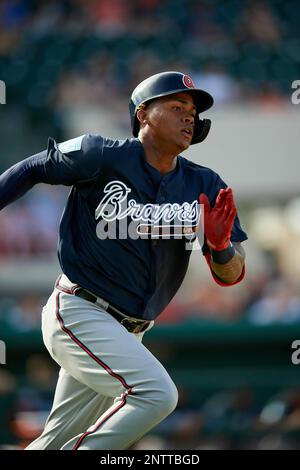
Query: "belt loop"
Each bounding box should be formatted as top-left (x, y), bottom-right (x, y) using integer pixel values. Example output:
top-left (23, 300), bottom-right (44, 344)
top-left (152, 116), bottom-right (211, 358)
top-left (95, 297), bottom-right (110, 311)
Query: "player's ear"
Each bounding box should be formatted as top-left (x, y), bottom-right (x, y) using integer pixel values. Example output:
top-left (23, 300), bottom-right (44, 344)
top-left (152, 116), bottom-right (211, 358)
top-left (136, 107), bottom-right (148, 127)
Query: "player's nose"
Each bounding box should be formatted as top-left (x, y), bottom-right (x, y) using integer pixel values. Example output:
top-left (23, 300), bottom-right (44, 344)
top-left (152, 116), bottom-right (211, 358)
top-left (183, 114), bottom-right (194, 125)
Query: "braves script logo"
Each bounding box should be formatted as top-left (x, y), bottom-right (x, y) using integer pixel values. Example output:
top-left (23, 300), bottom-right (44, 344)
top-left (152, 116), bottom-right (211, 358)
top-left (95, 181), bottom-right (201, 240)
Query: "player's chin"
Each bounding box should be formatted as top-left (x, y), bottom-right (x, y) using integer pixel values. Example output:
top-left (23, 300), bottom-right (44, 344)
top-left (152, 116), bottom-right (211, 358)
top-left (177, 135), bottom-right (192, 151)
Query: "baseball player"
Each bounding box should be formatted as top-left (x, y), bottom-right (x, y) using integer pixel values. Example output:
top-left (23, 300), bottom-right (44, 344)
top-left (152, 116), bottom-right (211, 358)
top-left (0, 71), bottom-right (247, 450)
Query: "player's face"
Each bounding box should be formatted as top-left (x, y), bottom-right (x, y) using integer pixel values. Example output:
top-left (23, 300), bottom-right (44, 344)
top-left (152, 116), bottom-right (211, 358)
top-left (143, 92), bottom-right (197, 152)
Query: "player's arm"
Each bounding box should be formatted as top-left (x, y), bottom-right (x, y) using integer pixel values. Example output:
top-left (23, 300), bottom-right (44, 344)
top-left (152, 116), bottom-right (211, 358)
top-left (209, 241), bottom-right (245, 284)
top-left (0, 134), bottom-right (103, 211)
top-left (0, 152), bottom-right (49, 211)
top-left (200, 188), bottom-right (246, 285)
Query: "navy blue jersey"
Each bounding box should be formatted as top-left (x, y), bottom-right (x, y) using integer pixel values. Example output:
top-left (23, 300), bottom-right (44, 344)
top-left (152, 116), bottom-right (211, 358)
top-left (0, 134), bottom-right (247, 320)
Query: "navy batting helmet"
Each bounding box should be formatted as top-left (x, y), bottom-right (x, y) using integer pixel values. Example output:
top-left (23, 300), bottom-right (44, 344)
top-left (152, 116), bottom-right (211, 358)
top-left (129, 71), bottom-right (214, 144)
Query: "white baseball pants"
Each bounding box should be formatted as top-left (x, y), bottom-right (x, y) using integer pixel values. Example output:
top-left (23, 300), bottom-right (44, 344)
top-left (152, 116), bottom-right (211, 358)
top-left (26, 276), bottom-right (178, 450)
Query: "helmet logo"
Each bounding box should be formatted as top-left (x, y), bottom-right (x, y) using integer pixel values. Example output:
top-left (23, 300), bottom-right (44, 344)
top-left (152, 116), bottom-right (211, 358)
top-left (182, 74), bottom-right (195, 88)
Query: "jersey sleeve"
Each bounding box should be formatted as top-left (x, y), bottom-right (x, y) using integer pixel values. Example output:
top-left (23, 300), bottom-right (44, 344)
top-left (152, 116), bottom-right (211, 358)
top-left (44, 133), bottom-right (104, 185)
top-left (0, 134), bottom-right (104, 211)
top-left (201, 171), bottom-right (248, 257)
top-left (0, 151), bottom-right (48, 211)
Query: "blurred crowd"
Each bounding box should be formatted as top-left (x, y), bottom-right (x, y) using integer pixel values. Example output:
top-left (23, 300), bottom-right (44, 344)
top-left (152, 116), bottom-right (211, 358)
top-left (132, 386), bottom-right (300, 450)
top-left (0, 0), bottom-right (296, 117)
top-left (0, 185), bottom-right (67, 258)
top-left (1, 360), bottom-right (300, 450)
top-left (159, 274), bottom-right (300, 325)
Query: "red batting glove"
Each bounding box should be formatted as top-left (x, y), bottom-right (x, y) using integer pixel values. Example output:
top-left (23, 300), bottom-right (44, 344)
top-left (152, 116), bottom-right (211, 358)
top-left (199, 188), bottom-right (237, 251)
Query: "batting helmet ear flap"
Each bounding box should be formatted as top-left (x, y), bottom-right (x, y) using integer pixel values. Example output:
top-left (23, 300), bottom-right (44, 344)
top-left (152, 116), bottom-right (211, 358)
top-left (192, 118), bottom-right (211, 144)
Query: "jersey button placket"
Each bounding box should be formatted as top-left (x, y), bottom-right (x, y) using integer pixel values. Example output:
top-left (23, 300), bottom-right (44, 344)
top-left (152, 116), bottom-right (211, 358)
top-left (155, 180), bottom-right (167, 241)
top-left (158, 180), bottom-right (166, 204)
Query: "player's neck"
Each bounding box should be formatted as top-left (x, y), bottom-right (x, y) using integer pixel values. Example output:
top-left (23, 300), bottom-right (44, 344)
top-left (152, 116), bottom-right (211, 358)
top-left (138, 135), bottom-right (178, 175)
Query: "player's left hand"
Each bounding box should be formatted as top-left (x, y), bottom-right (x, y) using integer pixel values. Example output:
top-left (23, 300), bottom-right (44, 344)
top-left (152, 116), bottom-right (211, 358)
top-left (199, 188), bottom-right (237, 251)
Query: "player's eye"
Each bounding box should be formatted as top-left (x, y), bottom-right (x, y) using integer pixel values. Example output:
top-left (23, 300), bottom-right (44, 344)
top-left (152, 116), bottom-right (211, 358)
top-left (172, 105), bottom-right (181, 111)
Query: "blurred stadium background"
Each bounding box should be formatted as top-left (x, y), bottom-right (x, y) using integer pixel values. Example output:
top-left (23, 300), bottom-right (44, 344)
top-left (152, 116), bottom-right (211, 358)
top-left (0, 0), bottom-right (300, 450)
